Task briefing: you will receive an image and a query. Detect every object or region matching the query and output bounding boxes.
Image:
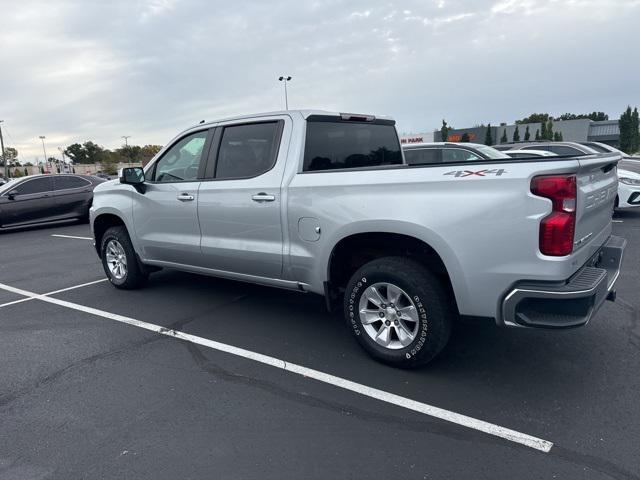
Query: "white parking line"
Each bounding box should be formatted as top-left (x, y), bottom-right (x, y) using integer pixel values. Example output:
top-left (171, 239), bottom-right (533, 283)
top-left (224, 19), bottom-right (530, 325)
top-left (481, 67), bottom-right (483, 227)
top-left (51, 234), bottom-right (93, 240)
top-left (612, 220), bottom-right (624, 223)
top-left (0, 278), bottom-right (108, 308)
top-left (0, 281), bottom-right (553, 453)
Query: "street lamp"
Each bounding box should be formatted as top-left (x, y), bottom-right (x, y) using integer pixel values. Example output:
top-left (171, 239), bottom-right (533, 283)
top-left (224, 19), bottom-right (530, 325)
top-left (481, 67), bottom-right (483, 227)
top-left (39, 136), bottom-right (50, 174)
top-left (122, 136), bottom-right (132, 167)
top-left (278, 75), bottom-right (292, 110)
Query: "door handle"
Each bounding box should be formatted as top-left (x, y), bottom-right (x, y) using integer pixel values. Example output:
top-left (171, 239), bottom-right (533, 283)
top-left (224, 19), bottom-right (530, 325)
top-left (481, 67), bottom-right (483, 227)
top-left (177, 193), bottom-right (195, 202)
top-left (251, 193), bottom-right (275, 202)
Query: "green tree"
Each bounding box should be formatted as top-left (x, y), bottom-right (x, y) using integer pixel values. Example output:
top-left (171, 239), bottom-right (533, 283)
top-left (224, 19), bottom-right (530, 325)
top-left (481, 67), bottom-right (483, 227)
top-left (24, 167), bottom-right (28, 176)
top-left (500, 129), bottom-right (508, 144)
top-left (619, 106), bottom-right (634, 153)
top-left (513, 125), bottom-right (520, 142)
top-left (553, 131), bottom-right (561, 141)
top-left (540, 121), bottom-right (547, 140)
top-left (2, 147), bottom-right (18, 166)
top-left (64, 143), bottom-right (88, 164)
top-left (484, 124), bottom-right (493, 146)
top-left (558, 112), bottom-right (609, 121)
top-left (516, 113), bottom-right (550, 125)
top-left (64, 141), bottom-right (107, 164)
top-left (524, 125), bottom-right (530, 141)
top-left (440, 119), bottom-right (451, 142)
top-left (545, 119), bottom-right (554, 140)
top-left (140, 144), bottom-right (163, 166)
top-left (535, 129), bottom-right (540, 141)
top-left (460, 133), bottom-right (470, 142)
top-left (101, 151), bottom-right (119, 175)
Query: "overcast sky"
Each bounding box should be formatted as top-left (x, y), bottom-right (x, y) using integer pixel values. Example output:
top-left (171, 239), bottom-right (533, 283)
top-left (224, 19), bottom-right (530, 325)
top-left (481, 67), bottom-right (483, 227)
top-left (1, 0), bottom-right (639, 162)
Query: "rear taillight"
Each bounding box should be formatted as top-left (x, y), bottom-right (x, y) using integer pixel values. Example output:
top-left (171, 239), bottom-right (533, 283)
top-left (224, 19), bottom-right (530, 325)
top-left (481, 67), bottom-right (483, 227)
top-left (531, 174), bottom-right (577, 256)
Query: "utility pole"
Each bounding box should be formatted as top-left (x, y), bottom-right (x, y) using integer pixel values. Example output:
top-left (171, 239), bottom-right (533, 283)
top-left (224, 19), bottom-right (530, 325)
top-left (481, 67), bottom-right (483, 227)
top-left (122, 136), bottom-right (131, 167)
top-left (0, 120), bottom-right (6, 179)
top-left (278, 75), bottom-right (292, 110)
top-left (39, 136), bottom-right (49, 173)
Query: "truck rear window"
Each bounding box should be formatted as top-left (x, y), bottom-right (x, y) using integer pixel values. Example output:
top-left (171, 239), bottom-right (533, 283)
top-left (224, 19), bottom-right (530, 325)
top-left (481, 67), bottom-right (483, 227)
top-left (303, 121), bottom-right (402, 172)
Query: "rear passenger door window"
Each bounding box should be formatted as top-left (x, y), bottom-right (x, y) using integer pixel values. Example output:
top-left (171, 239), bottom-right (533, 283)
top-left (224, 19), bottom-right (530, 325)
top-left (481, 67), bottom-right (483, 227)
top-left (548, 146), bottom-right (585, 156)
top-left (214, 122), bottom-right (282, 180)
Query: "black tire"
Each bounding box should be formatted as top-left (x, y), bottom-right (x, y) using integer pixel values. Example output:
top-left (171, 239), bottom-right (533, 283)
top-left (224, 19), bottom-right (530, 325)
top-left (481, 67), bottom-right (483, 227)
top-left (344, 257), bottom-right (454, 368)
top-left (100, 226), bottom-right (148, 289)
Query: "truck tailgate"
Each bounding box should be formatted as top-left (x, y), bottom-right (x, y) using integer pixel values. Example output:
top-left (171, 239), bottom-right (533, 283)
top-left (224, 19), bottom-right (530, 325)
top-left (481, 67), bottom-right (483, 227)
top-left (573, 153), bottom-right (620, 253)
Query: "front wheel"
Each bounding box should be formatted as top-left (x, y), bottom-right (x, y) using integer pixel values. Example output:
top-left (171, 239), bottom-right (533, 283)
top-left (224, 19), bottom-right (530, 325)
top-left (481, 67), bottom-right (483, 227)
top-left (344, 257), bottom-right (454, 368)
top-left (101, 226), bottom-right (148, 289)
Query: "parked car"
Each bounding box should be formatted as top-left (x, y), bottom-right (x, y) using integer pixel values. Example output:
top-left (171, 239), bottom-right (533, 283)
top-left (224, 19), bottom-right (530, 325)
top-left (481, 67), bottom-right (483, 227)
top-left (91, 110), bottom-right (625, 368)
top-left (502, 150), bottom-right (558, 159)
top-left (0, 174), bottom-right (105, 229)
top-left (402, 142), bottom-right (510, 165)
top-left (493, 141), bottom-right (599, 156)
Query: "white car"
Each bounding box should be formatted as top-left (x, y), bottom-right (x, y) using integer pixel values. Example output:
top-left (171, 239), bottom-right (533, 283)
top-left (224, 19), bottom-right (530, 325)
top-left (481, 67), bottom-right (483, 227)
top-left (615, 159), bottom-right (640, 208)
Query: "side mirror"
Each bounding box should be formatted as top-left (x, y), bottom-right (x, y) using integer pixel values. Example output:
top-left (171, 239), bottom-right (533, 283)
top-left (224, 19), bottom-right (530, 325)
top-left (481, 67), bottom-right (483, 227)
top-left (7, 190), bottom-right (18, 200)
top-left (119, 167), bottom-right (145, 185)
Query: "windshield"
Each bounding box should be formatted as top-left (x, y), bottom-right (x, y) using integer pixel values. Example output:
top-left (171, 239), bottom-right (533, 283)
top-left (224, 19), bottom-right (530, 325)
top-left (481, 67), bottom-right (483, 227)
top-left (476, 145), bottom-right (511, 159)
top-left (0, 178), bottom-right (20, 194)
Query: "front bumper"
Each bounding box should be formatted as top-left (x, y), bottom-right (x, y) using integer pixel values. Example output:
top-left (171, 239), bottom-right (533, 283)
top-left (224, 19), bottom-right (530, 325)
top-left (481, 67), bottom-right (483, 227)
top-left (501, 235), bottom-right (626, 328)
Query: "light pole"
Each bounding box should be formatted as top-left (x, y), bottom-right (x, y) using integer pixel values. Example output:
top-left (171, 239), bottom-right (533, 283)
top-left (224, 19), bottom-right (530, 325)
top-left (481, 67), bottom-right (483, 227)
top-left (0, 120), bottom-right (7, 179)
top-left (278, 75), bottom-right (292, 110)
top-left (39, 136), bottom-right (50, 174)
top-left (122, 136), bottom-right (132, 167)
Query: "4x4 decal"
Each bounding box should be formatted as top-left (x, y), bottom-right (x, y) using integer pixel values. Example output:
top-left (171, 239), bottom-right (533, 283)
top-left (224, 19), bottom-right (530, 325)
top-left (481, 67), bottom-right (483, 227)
top-left (444, 169), bottom-right (507, 178)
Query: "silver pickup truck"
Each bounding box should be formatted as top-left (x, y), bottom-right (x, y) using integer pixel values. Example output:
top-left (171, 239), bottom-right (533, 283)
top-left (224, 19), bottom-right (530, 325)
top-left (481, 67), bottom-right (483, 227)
top-left (90, 110), bottom-right (626, 368)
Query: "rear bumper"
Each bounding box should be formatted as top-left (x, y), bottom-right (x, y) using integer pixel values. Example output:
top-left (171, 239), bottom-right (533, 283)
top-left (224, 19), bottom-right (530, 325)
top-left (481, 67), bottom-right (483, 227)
top-left (501, 235), bottom-right (626, 328)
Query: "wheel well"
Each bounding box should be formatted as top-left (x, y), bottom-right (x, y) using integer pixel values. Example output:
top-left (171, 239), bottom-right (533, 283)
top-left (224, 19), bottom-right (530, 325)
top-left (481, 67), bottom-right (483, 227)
top-left (93, 214), bottom-right (126, 257)
top-left (327, 233), bottom-right (457, 311)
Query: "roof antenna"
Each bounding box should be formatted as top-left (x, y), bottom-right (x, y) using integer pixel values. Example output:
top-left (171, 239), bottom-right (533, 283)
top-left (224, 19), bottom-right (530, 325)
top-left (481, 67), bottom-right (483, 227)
top-left (199, 120), bottom-right (205, 124)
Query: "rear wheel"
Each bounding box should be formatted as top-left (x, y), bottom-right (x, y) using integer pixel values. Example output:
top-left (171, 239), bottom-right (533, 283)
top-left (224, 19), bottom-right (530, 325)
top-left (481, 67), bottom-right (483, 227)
top-left (344, 257), bottom-right (454, 368)
top-left (100, 226), bottom-right (147, 289)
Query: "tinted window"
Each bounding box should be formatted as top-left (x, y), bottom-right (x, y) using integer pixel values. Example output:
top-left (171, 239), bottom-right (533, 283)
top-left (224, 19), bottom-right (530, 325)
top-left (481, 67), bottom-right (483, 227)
top-left (442, 148), bottom-right (481, 162)
top-left (215, 122), bottom-right (280, 179)
top-left (303, 121), bottom-right (402, 172)
top-left (54, 176), bottom-right (90, 191)
top-left (522, 145), bottom-right (550, 151)
top-left (506, 152), bottom-right (529, 159)
top-left (404, 148), bottom-right (442, 165)
top-left (152, 130), bottom-right (208, 182)
top-left (548, 145), bottom-right (584, 156)
top-left (582, 142), bottom-right (610, 153)
top-left (13, 177), bottom-right (52, 195)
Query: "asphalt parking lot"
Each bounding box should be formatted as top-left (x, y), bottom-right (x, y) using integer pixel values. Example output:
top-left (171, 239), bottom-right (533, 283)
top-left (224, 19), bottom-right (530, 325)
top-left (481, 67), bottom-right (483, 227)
top-left (0, 211), bottom-right (639, 480)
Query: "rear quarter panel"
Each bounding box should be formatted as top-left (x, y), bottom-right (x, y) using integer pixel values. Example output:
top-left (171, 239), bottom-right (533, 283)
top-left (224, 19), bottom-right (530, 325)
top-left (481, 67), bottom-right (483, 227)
top-left (287, 159), bottom-right (604, 320)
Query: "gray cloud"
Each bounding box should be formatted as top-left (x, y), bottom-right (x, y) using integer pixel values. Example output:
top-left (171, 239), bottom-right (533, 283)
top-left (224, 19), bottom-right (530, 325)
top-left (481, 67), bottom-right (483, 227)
top-left (1, 0), bottom-right (638, 161)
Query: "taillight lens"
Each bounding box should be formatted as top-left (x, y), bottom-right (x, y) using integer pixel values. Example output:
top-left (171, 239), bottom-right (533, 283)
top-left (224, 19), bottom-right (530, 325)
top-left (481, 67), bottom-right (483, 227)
top-left (531, 175), bottom-right (576, 256)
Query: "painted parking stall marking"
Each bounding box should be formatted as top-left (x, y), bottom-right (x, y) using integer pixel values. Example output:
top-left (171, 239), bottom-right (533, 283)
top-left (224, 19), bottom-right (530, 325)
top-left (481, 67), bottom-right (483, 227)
top-left (0, 278), bottom-right (108, 308)
top-left (0, 281), bottom-right (553, 453)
